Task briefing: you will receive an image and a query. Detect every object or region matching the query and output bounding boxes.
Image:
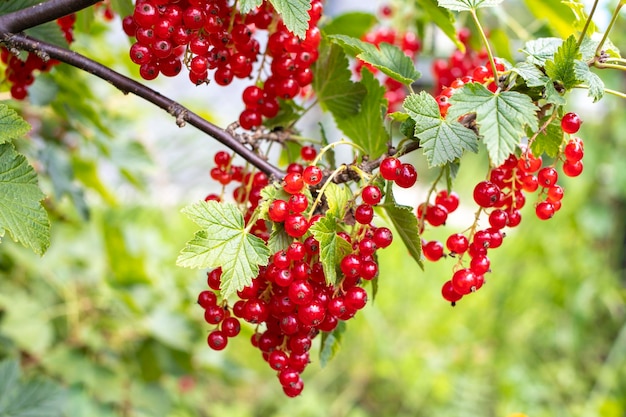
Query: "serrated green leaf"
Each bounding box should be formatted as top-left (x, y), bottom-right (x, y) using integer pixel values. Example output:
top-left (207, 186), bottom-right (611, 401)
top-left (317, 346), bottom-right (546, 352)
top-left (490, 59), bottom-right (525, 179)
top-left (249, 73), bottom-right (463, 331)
top-left (403, 92), bottom-right (478, 167)
top-left (335, 70), bottom-right (389, 159)
top-left (177, 201), bottom-right (271, 299)
top-left (573, 60), bottom-right (604, 102)
top-left (400, 117), bottom-right (416, 139)
top-left (269, 0), bottom-right (311, 39)
top-left (579, 34), bottom-right (621, 61)
top-left (329, 35), bottom-right (421, 85)
top-left (313, 40), bottom-right (367, 119)
top-left (543, 81), bottom-right (566, 105)
top-left (319, 322), bottom-right (346, 367)
top-left (324, 182), bottom-right (351, 219)
top-left (416, 0), bottom-right (463, 50)
top-left (512, 62), bottom-right (550, 87)
top-left (309, 216), bottom-right (352, 285)
top-left (0, 0), bottom-right (41, 14)
top-left (322, 12), bottom-right (377, 39)
top-left (268, 223), bottom-right (291, 254)
top-left (239, 0), bottom-right (264, 14)
top-left (0, 359), bottom-right (65, 417)
top-left (381, 184), bottom-right (423, 268)
top-left (0, 144), bottom-right (50, 255)
top-left (521, 37), bottom-right (563, 66)
top-left (448, 84), bottom-right (539, 167)
top-left (359, 42), bottom-right (421, 85)
top-left (437, 0), bottom-right (503, 11)
top-left (25, 22), bottom-right (67, 48)
top-left (545, 35), bottom-right (580, 90)
top-left (0, 104), bottom-right (31, 144)
top-left (530, 119), bottom-right (563, 158)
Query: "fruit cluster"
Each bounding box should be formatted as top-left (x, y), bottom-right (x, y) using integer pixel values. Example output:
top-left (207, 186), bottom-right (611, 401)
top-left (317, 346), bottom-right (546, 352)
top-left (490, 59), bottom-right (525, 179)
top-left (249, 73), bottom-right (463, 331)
top-left (122, 0), bottom-right (322, 130)
top-left (419, 113), bottom-right (585, 305)
top-left (198, 150), bottom-right (398, 396)
top-left (1, 15), bottom-right (75, 100)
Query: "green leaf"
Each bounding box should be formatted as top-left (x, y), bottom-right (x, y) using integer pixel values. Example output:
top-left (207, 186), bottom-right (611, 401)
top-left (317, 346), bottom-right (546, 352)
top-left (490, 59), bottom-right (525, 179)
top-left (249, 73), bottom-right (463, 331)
top-left (324, 182), bottom-right (352, 220)
top-left (239, 0), bottom-right (264, 14)
top-left (579, 35), bottom-right (621, 61)
top-left (521, 37), bottom-right (563, 66)
top-left (0, 144), bottom-right (50, 255)
top-left (25, 22), bottom-right (67, 48)
top-left (437, 0), bottom-right (503, 12)
top-left (545, 35), bottom-right (580, 90)
top-left (0, 0), bottom-right (41, 14)
top-left (403, 92), bottom-right (478, 167)
top-left (329, 35), bottom-right (421, 85)
top-left (511, 62), bottom-right (550, 88)
top-left (269, 0), bottom-right (311, 39)
top-left (322, 12), bottom-right (377, 39)
top-left (177, 201), bottom-right (271, 299)
top-left (448, 83), bottom-right (539, 167)
top-left (543, 81), bottom-right (566, 106)
top-left (573, 60), bottom-right (604, 102)
top-left (335, 70), bottom-right (389, 159)
top-left (522, 0), bottom-right (575, 38)
top-left (530, 119), bottom-right (563, 158)
top-left (309, 216), bottom-right (352, 285)
top-left (319, 322), bottom-right (346, 367)
top-left (0, 359), bottom-right (65, 417)
top-left (416, 0), bottom-right (463, 50)
top-left (268, 223), bottom-right (291, 254)
top-left (263, 99), bottom-right (304, 129)
top-left (313, 40), bottom-right (367, 119)
top-left (562, 0), bottom-right (598, 34)
top-left (0, 104), bottom-right (31, 144)
top-left (380, 184), bottom-right (423, 269)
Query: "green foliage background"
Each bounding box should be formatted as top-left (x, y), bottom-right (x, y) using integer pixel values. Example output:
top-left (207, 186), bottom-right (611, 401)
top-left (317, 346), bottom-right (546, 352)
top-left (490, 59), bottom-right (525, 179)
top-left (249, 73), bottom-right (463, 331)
top-left (0, 1), bottom-right (625, 416)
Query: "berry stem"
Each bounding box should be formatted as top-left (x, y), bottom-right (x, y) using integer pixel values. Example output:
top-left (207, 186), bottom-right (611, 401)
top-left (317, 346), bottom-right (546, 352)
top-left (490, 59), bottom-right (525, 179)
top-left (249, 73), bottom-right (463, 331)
top-left (526, 111), bottom-right (559, 151)
top-left (308, 165), bottom-right (348, 221)
top-left (469, 9), bottom-right (499, 90)
top-left (594, 1), bottom-right (624, 58)
top-left (5, 33), bottom-right (285, 180)
top-left (577, 0), bottom-right (599, 49)
top-left (593, 62), bottom-right (626, 72)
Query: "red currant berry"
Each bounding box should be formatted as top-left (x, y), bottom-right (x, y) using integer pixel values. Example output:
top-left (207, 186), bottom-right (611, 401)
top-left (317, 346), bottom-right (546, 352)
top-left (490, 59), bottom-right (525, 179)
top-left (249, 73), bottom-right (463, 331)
top-left (288, 193), bottom-right (308, 213)
top-left (300, 146), bottom-right (317, 161)
top-left (361, 185), bottom-right (382, 205)
top-left (446, 233), bottom-right (469, 254)
top-left (340, 254), bottom-right (361, 278)
top-left (395, 163), bottom-right (418, 188)
top-left (564, 138), bottom-right (584, 162)
top-left (442, 280), bottom-right (463, 304)
top-left (268, 199), bottom-right (289, 222)
top-left (451, 268), bottom-right (478, 295)
top-left (283, 172), bottom-right (305, 194)
top-left (354, 204), bottom-right (374, 225)
top-left (561, 112), bottom-right (582, 134)
top-left (423, 240), bottom-right (444, 261)
top-left (435, 190), bottom-right (460, 213)
top-left (562, 160), bottom-right (583, 177)
top-left (302, 165), bottom-right (323, 186)
top-left (473, 181), bottom-right (501, 208)
top-left (535, 201), bottom-right (555, 220)
top-left (207, 330), bottom-right (228, 350)
top-left (344, 286), bottom-right (368, 310)
top-left (379, 157), bottom-right (401, 181)
top-left (373, 227), bottom-right (393, 249)
top-left (284, 214), bottom-right (309, 238)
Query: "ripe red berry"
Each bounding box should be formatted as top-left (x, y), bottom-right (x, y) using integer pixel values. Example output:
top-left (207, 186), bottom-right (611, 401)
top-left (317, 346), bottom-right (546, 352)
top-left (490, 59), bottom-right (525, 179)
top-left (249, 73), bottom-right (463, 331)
top-left (284, 214), bottom-right (309, 238)
top-left (435, 190), bottom-right (460, 213)
top-left (535, 201), bottom-right (555, 220)
top-left (473, 181), bottom-right (501, 208)
top-left (564, 138), bottom-right (584, 162)
top-left (441, 280), bottom-right (463, 304)
top-left (283, 172), bottom-right (305, 194)
top-left (537, 167), bottom-right (558, 187)
top-left (373, 227), bottom-right (393, 248)
top-left (361, 185), bottom-right (382, 205)
top-left (395, 163), bottom-right (418, 188)
top-left (207, 330), bottom-right (228, 350)
top-left (561, 112), bottom-right (582, 134)
top-left (451, 268), bottom-right (478, 295)
top-left (562, 160), bottom-right (583, 177)
top-left (302, 165), bottom-right (323, 186)
top-left (446, 233), bottom-right (469, 254)
top-left (300, 146), bottom-right (317, 161)
top-left (268, 199), bottom-right (289, 222)
top-left (423, 240), bottom-right (444, 261)
top-left (354, 204), bottom-right (374, 224)
top-left (379, 157), bottom-right (401, 181)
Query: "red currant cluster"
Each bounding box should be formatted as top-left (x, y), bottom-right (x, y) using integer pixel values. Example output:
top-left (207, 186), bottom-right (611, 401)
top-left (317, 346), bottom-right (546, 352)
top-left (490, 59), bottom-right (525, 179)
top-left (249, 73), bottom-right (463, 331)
top-left (357, 15), bottom-right (421, 112)
top-left (123, 0), bottom-right (322, 130)
top-left (1, 16), bottom-right (75, 100)
top-left (431, 28), bottom-right (490, 94)
top-left (421, 113), bottom-right (585, 305)
top-left (198, 151), bottom-right (397, 396)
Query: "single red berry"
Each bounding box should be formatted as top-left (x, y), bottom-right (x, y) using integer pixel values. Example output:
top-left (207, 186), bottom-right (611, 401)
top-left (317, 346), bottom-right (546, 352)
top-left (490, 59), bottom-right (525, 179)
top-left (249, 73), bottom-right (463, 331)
top-left (442, 280), bottom-right (463, 305)
top-left (379, 157), bottom-right (401, 181)
top-left (561, 112), bottom-right (582, 134)
top-left (221, 317), bottom-right (241, 338)
top-left (564, 138), bottom-right (584, 162)
top-left (423, 240), bottom-right (444, 261)
top-left (197, 290), bottom-right (217, 308)
top-left (283, 172), bottom-right (305, 194)
top-left (284, 214), bottom-right (309, 238)
top-left (344, 287), bottom-right (368, 310)
top-left (470, 255), bottom-right (491, 275)
top-left (373, 227), bottom-right (393, 248)
top-left (535, 201), bottom-right (555, 220)
top-left (340, 254), bottom-right (361, 278)
top-left (488, 209), bottom-right (509, 230)
top-left (302, 165), bottom-right (323, 186)
top-left (425, 204), bottom-right (448, 227)
top-left (435, 190), bottom-right (460, 213)
top-left (361, 185), bottom-right (382, 205)
top-left (300, 146), bottom-right (317, 161)
top-left (562, 160), bottom-right (583, 177)
top-left (446, 233), bottom-right (469, 254)
top-left (354, 204), bottom-right (374, 225)
top-left (268, 199), bottom-right (289, 222)
top-left (207, 330), bottom-right (228, 350)
top-left (451, 268), bottom-right (478, 295)
top-left (395, 163), bottom-right (418, 188)
top-left (473, 181), bottom-right (501, 208)
top-left (547, 184), bottom-right (564, 202)
top-left (288, 193), bottom-right (308, 213)
top-left (537, 167), bottom-right (558, 187)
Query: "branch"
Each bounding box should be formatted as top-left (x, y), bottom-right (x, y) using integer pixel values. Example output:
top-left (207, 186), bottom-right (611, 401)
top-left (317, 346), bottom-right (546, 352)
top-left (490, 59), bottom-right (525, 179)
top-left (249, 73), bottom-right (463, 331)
top-left (0, 0), bottom-right (101, 33)
top-left (1, 33), bottom-right (285, 180)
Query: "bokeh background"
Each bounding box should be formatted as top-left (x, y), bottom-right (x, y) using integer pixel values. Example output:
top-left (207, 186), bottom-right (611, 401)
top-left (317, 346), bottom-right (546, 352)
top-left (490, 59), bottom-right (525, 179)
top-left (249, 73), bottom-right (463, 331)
top-left (1, 1), bottom-right (625, 416)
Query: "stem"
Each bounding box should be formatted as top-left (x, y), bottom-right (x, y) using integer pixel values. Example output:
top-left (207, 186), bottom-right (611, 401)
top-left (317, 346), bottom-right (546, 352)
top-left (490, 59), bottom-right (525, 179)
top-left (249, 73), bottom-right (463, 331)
top-left (577, 0), bottom-right (599, 48)
top-left (418, 167), bottom-right (445, 232)
top-left (311, 139), bottom-right (366, 167)
top-left (308, 165), bottom-right (347, 220)
top-left (594, 1), bottom-right (624, 57)
top-left (593, 62), bottom-right (626, 71)
top-left (526, 112), bottom-right (559, 151)
top-left (470, 9), bottom-right (498, 87)
top-left (3, 33), bottom-right (285, 180)
top-left (575, 85), bottom-right (626, 99)
top-left (0, 0), bottom-right (101, 33)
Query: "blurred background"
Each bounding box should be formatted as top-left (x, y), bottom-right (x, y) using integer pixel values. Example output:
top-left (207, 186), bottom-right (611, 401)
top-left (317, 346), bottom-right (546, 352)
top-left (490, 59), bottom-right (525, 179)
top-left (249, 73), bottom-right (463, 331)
top-left (0, 0), bottom-right (625, 416)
